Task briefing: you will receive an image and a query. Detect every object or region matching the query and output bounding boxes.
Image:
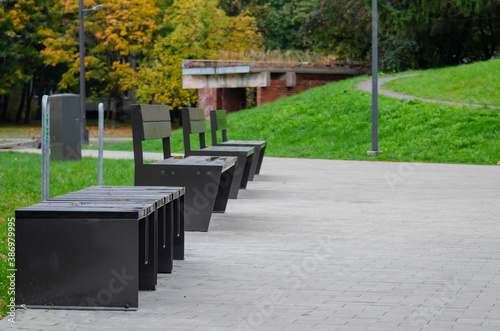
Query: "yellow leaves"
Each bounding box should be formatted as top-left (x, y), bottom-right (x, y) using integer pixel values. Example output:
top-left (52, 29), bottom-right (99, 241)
top-left (37, 28), bottom-right (55, 38)
top-left (135, 0), bottom-right (261, 107)
top-left (14, 70), bottom-right (23, 80)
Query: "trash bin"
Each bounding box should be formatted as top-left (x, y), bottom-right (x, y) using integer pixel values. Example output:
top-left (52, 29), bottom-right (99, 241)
top-left (49, 94), bottom-right (82, 161)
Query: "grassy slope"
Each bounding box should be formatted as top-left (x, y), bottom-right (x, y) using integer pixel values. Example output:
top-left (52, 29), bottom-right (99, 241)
top-left (227, 76), bottom-right (499, 164)
top-left (383, 59), bottom-right (500, 106)
top-left (89, 73), bottom-right (499, 165)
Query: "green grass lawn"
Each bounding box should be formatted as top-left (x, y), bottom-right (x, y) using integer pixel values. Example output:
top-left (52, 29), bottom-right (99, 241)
top-left (383, 58), bottom-right (500, 106)
top-left (86, 74), bottom-right (499, 165)
top-left (0, 122), bottom-right (42, 138)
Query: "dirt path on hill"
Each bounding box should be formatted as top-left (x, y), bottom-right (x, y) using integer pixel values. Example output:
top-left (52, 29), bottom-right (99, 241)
top-left (355, 74), bottom-right (500, 109)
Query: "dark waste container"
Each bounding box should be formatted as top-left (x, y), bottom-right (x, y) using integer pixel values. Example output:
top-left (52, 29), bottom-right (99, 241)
top-left (49, 94), bottom-right (82, 161)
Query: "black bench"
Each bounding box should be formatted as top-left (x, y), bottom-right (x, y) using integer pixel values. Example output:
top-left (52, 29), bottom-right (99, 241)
top-left (210, 109), bottom-right (267, 181)
top-left (15, 186), bottom-right (183, 310)
top-left (182, 107), bottom-right (255, 199)
top-left (53, 186), bottom-right (186, 272)
top-left (131, 104), bottom-right (237, 232)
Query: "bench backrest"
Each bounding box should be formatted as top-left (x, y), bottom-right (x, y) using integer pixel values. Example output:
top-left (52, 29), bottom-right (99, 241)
top-left (131, 104), bottom-right (172, 140)
top-left (210, 110), bottom-right (228, 145)
top-left (131, 104), bottom-right (173, 165)
top-left (181, 107), bottom-right (207, 154)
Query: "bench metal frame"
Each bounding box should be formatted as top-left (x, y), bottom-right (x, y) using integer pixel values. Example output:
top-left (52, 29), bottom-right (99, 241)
top-left (131, 104), bottom-right (237, 232)
top-left (210, 109), bottom-right (267, 181)
top-left (182, 107), bottom-right (255, 199)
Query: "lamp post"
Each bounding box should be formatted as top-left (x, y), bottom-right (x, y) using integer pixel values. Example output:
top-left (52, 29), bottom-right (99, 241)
top-left (79, 2), bottom-right (103, 145)
top-left (368, 0), bottom-right (382, 156)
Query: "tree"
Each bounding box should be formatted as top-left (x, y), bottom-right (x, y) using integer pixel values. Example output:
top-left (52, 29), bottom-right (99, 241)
top-left (219, 0), bottom-right (319, 50)
top-left (218, 0), bottom-right (264, 16)
top-left (300, 0), bottom-right (499, 71)
top-left (135, 0), bottom-right (262, 107)
top-left (378, 0), bottom-right (500, 70)
top-left (42, 0), bottom-right (160, 122)
top-left (0, 0), bottom-right (61, 123)
top-left (252, 0), bottom-right (319, 50)
top-left (302, 0), bottom-right (372, 60)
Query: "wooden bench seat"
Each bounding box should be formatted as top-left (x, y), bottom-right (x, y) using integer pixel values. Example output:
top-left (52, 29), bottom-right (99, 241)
top-left (55, 186), bottom-right (186, 272)
top-left (15, 186), bottom-right (184, 310)
top-left (16, 200), bottom-right (153, 310)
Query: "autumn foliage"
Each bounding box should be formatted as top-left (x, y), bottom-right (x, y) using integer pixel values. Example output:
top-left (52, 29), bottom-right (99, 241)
top-left (135, 0), bottom-right (261, 107)
top-left (38, 0), bottom-right (261, 110)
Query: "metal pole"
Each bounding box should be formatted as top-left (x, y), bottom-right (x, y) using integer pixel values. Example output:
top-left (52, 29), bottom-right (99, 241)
top-left (78, 0), bottom-right (88, 145)
top-left (41, 95), bottom-right (50, 201)
top-left (371, 0), bottom-right (379, 153)
top-left (98, 103), bottom-right (104, 185)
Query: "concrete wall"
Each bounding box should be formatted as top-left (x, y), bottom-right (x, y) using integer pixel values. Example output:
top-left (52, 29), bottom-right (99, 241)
top-left (197, 73), bottom-right (357, 114)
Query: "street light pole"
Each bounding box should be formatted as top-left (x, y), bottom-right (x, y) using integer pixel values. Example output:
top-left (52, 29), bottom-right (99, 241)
top-left (368, 0), bottom-right (382, 156)
top-left (78, 0), bottom-right (87, 145)
top-left (79, 3), bottom-right (103, 146)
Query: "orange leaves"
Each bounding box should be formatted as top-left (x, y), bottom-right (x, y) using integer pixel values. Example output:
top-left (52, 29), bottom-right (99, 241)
top-left (39, 0), bottom-right (160, 99)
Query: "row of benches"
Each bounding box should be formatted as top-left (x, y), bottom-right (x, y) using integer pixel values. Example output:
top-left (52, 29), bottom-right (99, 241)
top-left (15, 107), bottom-right (267, 310)
top-left (132, 106), bottom-right (266, 232)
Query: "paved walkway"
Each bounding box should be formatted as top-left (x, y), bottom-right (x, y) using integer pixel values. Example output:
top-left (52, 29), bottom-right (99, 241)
top-left (4, 147), bottom-right (162, 161)
top-left (1, 152), bottom-right (499, 330)
top-left (355, 75), bottom-right (500, 109)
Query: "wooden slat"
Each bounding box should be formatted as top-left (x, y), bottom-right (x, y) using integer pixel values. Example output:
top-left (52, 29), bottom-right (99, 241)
top-left (188, 107), bottom-right (205, 120)
top-left (143, 122), bottom-right (172, 140)
top-left (214, 110), bottom-right (227, 120)
top-left (141, 104), bottom-right (170, 121)
top-left (189, 119), bottom-right (206, 134)
top-left (216, 119), bottom-right (227, 130)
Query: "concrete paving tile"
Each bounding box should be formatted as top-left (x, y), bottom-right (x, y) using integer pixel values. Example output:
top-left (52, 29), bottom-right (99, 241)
top-left (4, 157), bottom-right (500, 330)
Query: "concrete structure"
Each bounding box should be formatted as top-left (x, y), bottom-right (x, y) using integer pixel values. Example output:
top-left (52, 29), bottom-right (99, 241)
top-left (182, 60), bottom-right (369, 118)
top-left (48, 94), bottom-right (82, 161)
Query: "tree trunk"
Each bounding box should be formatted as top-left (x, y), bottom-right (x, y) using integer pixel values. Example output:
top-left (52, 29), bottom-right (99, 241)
top-left (16, 84), bottom-right (27, 123)
top-left (113, 94), bottom-right (123, 123)
top-left (1, 95), bottom-right (10, 122)
top-left (106, 95), bottom-right (115, 128)
top-left (36, 73), bottom-right (45, 120)
top-left (24, 78), bottom-right (35, 124)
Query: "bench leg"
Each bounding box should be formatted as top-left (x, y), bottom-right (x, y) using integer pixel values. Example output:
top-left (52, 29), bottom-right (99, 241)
top-left (139, 211), bottom-right (157, 291)
top-left (136, 166), bottom-right (234, 232)
top-left (213, 165), bottom-right (235, 212)
top-left (229, 154), bottom-right (252, 199)
top-left (247, 145), bottom-right (261, 181)
top-left (255, 145), bottom-right (266, 175)
top-left (240, 153), bottom-right (254, 188)
top-left (158, 203), bottom-right (174, 273)
top-left (173, 196), bottom-right (185, 260)
top-left (182, 172), bottom-right (223, 231)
